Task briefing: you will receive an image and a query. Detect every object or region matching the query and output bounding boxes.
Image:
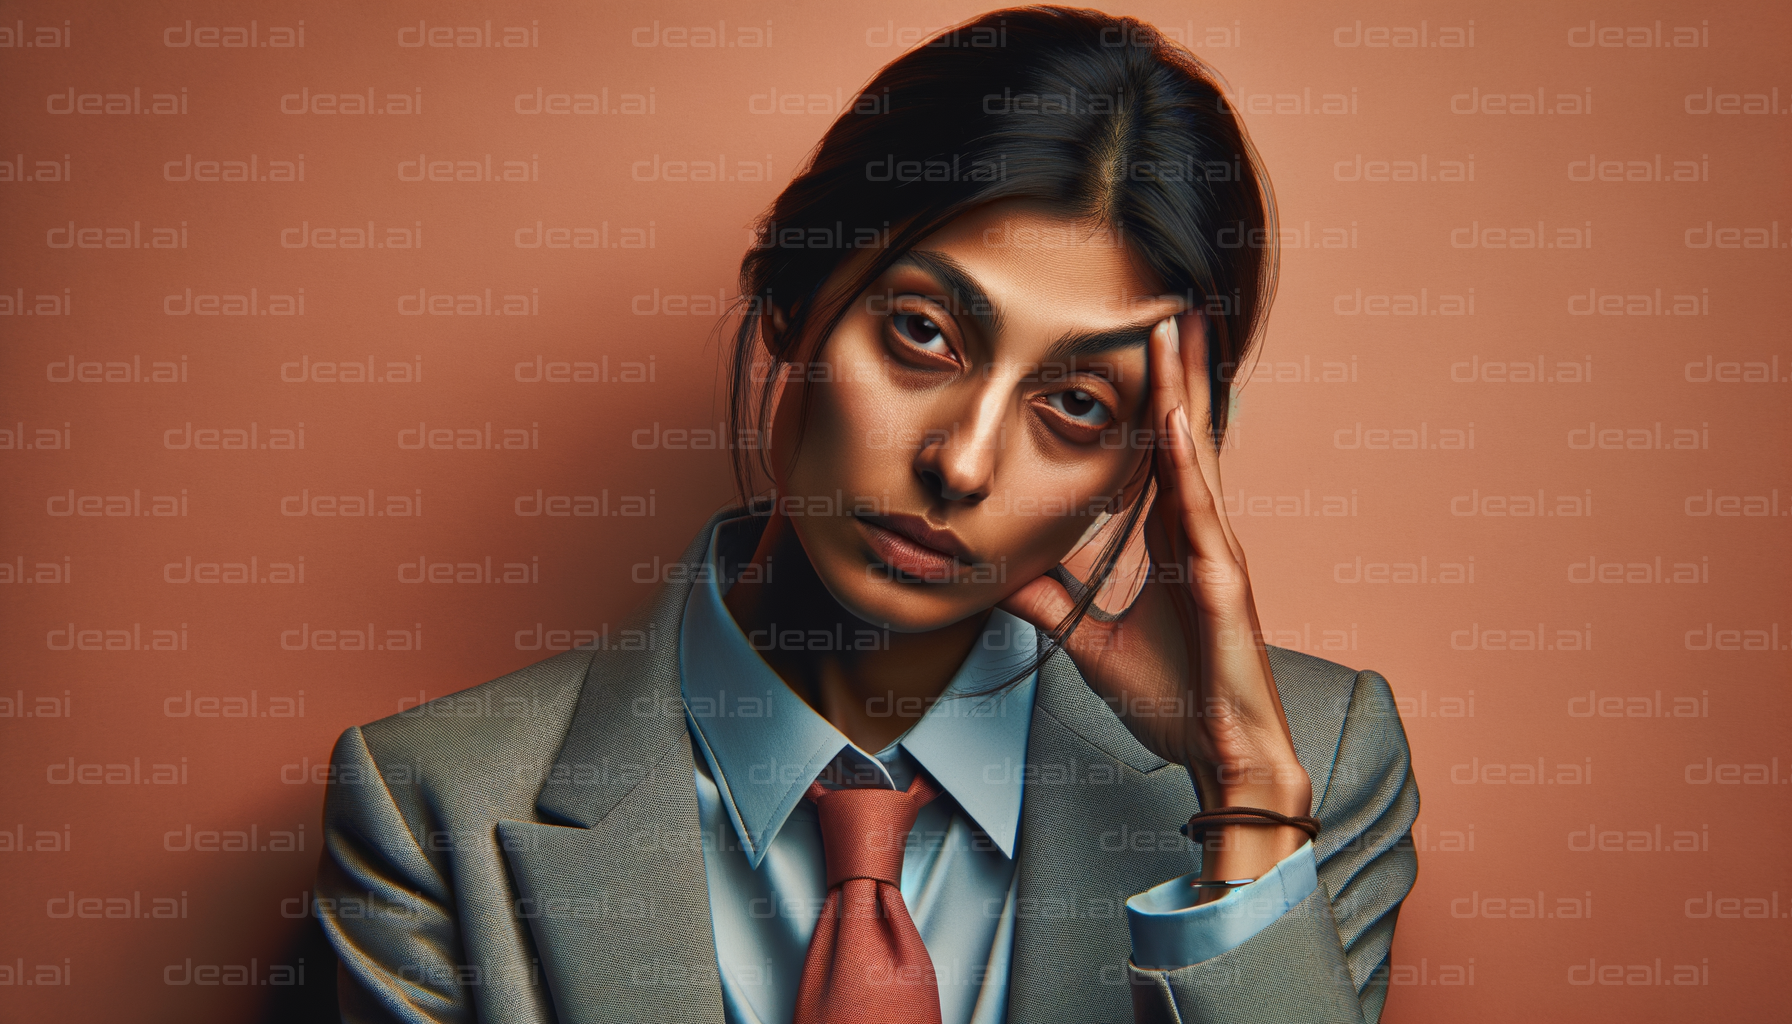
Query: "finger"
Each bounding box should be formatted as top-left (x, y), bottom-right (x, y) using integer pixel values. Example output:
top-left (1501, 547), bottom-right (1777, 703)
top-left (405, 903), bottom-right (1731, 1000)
top-left (1147, 317), bottom-right (1191, 453)
top-left (1144, 321), bottom-right (1191, 569)
top-left (1156, 400), bottom-right (1292, 743)
top-left (1149, 321), bottom-right (1238, 584)
top-left (1169, 321), bottom-right (1291, 726)
top-left (1164, 400), bottom-right (1245, 597)
top-left (1173, 314), bottom-right (1247, 567)
top-left (1146, 325), bottom-right (1299, 760)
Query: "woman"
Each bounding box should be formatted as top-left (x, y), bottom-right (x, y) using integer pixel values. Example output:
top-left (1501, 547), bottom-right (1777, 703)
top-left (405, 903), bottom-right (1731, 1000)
top-left (314, 8), bottom-right (1419, 1024)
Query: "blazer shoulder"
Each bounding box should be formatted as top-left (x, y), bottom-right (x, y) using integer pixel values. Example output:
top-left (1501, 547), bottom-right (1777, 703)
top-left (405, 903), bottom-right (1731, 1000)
top-left (1267, 645), bottom-right (1402, 726)
top-left (353, 647), bottom-right (596, 779)
top-left (1266, 646), bottom-right (1411, 810)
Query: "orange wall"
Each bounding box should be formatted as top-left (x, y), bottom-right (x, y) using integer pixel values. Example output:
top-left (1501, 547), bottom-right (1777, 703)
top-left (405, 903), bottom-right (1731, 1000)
top-left (2, 1), bottom-right (1786, 1020)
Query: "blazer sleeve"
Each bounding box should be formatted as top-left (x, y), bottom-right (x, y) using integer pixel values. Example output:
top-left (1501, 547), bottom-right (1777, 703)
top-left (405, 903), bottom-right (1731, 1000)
top-left (1126, 668), bottom-right (1421, 1024)
top-left (314, 725), bottom-right (473, 1024)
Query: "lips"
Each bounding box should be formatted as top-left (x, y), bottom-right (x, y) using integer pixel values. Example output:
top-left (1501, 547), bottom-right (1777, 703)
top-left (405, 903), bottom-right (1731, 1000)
top-left (855, 514), bottom-right (974, 581)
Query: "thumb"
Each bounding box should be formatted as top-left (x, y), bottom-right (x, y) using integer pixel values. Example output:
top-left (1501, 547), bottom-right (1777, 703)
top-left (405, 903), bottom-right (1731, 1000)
top-left (998, 574), bottom-right (1077, 637)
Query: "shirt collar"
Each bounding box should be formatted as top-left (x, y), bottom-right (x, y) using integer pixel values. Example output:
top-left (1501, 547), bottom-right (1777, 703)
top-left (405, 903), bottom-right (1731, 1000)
top-left (679, 516), bottom-right (1038, 868)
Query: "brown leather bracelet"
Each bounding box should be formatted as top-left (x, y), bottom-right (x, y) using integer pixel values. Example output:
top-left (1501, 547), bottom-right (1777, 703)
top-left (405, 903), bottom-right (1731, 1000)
top-left (1179, 806), bottom-right (1322, 843)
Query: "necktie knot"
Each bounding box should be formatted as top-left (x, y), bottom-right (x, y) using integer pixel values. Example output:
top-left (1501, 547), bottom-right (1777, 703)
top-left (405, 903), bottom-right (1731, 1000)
top-left (805, 777), bottom-right (937, 889)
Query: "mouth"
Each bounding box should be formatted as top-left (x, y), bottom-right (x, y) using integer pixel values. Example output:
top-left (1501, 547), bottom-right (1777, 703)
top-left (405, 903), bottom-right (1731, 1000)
top-left (854, 514), bottom-right (974, 581)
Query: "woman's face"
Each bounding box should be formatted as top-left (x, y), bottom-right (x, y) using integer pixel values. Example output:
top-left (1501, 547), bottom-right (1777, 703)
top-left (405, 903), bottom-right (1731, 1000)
top-left (769, 199), bottom-right (1187, 632)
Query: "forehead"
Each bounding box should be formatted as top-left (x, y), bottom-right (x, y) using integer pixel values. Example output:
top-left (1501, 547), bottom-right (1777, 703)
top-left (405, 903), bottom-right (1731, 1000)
top-left (907, 199), bottom-right (1177, 333)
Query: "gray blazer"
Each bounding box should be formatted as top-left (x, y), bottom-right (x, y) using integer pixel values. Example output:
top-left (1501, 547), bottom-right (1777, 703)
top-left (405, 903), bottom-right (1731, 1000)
top-left (315, 507), bottom-right (1419, 1024)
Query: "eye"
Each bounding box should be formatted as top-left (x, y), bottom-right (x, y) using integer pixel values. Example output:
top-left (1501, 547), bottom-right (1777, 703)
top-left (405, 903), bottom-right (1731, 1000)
top-left (892, 311), bottom-right (950, 355)
top-left (1045, 387), bottom-right (1112, 428)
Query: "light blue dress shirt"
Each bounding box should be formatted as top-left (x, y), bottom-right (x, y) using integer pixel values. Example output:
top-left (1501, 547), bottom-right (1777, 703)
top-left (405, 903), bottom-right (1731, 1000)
top-left (679, 517), bottom-right (1317, 1023)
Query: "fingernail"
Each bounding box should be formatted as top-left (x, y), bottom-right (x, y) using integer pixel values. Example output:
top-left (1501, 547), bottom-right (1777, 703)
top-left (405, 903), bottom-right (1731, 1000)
top-left (1164, 317), bottom-right (1180, 353)
top-left (1173, 405), bottom-right (1193, 446)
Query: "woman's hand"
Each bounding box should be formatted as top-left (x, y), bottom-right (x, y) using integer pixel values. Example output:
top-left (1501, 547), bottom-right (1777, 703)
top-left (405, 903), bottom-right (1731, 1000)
top-left (1000, 315), bottom-right (1312, 887)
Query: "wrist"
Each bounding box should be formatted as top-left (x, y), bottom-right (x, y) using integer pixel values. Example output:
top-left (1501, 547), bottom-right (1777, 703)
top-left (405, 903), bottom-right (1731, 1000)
top-left (1199, 760), bottom-right (1312, 817)
top-left (1186, 762), bottom-right (1314, 902)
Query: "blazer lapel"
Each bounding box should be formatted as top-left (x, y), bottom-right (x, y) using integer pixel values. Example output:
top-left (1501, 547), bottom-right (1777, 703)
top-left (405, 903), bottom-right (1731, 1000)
top-left (1005, 652), bottom-right (1201, 1024)
top-left (499, 508), bottom-right (737, 1024)
top-left (498, 730), bottom-right (722, 1024)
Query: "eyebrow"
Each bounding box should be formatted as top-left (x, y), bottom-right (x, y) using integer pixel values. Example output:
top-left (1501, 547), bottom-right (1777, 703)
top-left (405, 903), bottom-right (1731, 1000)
top-left (889, 248), bottom-right (1178, 364)
top-left (1043, 323), bottom-right (1158, 363)
top-left (889, 250), bottom-right (1005, 338)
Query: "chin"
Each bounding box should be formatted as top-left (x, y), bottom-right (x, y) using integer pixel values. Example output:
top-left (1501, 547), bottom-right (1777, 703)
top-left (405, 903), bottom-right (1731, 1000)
top-left (807, 548), bottom-right (989, 634)
top-left (837, 569), bottom-right (990, 633)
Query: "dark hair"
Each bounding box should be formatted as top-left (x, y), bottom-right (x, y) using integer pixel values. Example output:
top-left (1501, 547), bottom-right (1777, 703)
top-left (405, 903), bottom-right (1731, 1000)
top-left (726, 5), bottom-right (1277, 684)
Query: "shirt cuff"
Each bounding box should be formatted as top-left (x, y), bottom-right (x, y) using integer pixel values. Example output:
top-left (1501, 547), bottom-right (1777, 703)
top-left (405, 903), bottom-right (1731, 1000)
top-left (1125, 841), bottom-right (1317, 971)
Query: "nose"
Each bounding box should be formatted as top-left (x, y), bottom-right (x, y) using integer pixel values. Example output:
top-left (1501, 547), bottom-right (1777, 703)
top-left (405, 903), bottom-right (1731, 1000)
top-left (912, 385), bottom-right (1006, 504)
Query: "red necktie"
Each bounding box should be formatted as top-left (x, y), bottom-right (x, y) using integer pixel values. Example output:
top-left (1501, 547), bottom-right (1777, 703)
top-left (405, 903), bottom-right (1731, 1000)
top-left (792, 771), bottom-right (943, 1024)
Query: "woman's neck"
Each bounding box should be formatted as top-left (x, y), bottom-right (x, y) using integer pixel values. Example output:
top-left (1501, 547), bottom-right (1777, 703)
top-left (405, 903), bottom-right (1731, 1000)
top-left (721, 511), bottom-right (991, 753)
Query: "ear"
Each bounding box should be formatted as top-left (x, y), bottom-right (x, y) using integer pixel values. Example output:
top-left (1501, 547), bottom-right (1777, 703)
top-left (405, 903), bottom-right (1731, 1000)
top-left (764, 321), bottom-right (808, 485)
top-left (759, 303), bottom-right (791, 353)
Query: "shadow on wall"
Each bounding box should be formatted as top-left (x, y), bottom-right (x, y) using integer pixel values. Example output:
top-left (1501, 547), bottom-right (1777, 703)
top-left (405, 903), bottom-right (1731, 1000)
top-left (261, 915), bottom-right (338, 1023)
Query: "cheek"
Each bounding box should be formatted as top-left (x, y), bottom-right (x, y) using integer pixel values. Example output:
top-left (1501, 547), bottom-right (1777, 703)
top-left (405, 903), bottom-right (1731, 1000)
top-left (814, 377), bottom-right (880, 451)
top-left (787, 336), bottom-right (915, 489)
top-left (986, 448), bottom-right (1138, 564)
